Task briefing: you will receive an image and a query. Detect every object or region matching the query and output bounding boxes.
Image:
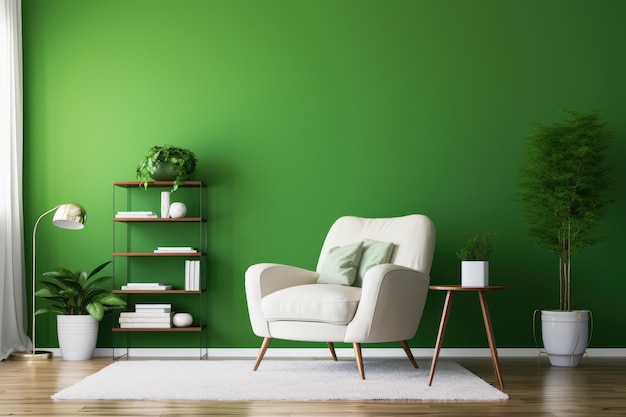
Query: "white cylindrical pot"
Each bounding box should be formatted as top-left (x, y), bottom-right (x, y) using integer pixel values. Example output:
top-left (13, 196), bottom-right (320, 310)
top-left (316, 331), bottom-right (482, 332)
top-left (461, 261), bottom-right (489, 287)
top-left (57, 315), bottom-right (99, 361)
top-left (161, 191), bottom-right (171, 218)
top-left (541, 310), bottom-right (589, 367)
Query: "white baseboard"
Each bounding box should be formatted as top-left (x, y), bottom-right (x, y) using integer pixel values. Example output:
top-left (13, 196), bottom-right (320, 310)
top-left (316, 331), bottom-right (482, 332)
top-left (40, 347), bottom-right (622, 359)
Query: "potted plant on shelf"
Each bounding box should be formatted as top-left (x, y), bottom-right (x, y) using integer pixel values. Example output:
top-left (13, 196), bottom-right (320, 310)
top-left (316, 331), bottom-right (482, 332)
top-left (136, 145), bottom-right (198, 191)
top-left (35, 260), bottom-right (126, 360)
top-left (517, 109), bottom-right (614, 367)
top-left (457, 232), bottom-right (496, 287)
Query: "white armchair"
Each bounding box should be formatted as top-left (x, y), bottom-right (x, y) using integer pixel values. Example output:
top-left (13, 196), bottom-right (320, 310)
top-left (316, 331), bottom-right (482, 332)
top-left (245, 214), bottom-right (436, 379)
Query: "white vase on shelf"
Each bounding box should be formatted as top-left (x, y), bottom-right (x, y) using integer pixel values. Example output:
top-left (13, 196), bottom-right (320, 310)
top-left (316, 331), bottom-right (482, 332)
top-left (169, 202), bottom-right (187, 218)
top-left (161, 191), bottom-right (170, 218)
top-left (173, 312), bottom-right (193, 327)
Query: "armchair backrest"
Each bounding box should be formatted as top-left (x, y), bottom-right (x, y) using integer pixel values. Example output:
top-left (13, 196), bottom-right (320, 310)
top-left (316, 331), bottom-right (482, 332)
top-left (316, 214), bottom-right (436, 274)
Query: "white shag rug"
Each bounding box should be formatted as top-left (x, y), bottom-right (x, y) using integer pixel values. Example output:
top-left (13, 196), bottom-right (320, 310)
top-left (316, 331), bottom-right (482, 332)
top-left (52, 359), bottom-right (508, 401)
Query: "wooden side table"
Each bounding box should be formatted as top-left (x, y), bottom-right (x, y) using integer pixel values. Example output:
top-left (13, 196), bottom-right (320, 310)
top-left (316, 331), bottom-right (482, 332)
top-left (428, 285), bottom-right (506, 390)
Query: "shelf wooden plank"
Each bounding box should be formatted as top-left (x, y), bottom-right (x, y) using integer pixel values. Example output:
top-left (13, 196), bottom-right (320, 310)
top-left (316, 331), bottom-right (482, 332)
top-left (113, 252), bottom-right (203, 257)
top-left (113, 217), bottom-right (204, 222)
top-left (112, 326), bottom-right (203, 332)
top-left (113, 181), bottom-right (206, 188)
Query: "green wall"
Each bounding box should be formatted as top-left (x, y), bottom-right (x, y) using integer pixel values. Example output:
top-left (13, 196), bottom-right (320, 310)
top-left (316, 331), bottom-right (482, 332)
top-left (22, 0), bottom-right (626, 350)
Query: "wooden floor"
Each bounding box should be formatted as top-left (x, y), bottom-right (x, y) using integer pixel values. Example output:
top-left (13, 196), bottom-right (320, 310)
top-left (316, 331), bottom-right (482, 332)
top-left (1, 355), bottom-right (625, 416)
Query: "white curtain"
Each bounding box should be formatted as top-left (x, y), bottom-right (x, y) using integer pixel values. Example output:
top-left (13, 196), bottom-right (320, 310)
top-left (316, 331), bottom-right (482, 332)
top-left (0, 0), bottom-right (31, 360)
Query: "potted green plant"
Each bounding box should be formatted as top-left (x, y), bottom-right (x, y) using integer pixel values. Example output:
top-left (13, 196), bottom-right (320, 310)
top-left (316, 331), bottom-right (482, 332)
top-left (517, 109), bottom-right (614, 366)
top-left (457, 232), bottom-right (496, 287)
top-left (35, 260), bottom-right (126, 360)
top-left (136, 145), bottom-right (198, 192)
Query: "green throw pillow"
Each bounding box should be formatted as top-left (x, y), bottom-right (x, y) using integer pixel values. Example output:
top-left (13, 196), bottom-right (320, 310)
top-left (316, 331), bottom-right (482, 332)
top-left (354, 239), bottom-right (394, 287)
top-left (317, 241), bottom-right (365, 286)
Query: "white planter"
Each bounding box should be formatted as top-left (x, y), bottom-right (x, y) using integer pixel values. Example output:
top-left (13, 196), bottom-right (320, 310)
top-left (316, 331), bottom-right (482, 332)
top-left (57, 315), bottom-right (99, 361)
top-left (541, 310), bottom-right (589, 367)
top-left (461, 261), bottom-right (489, 287)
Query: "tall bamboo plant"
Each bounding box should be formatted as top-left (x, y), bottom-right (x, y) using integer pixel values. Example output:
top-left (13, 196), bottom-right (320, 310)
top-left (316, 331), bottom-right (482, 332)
top-left (517, 109), bottom-right (614, 311)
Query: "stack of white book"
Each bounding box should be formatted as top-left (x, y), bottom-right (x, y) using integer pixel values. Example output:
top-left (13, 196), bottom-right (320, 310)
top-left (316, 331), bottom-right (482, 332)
top-left (153, 246), bottom-right (198, 254)
top-left (115, 211), bottom-right (157, 218)
top-left (119, 304), bottom-right (173, 328)
top-left (121, 282), bottom-right (172, 291)
top-left (185, 260), bottom-right (201, 291)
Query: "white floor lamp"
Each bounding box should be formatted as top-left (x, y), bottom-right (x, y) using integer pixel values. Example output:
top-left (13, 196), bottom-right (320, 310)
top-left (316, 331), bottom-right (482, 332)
top-left (9, 203), bottom-right (87, 361)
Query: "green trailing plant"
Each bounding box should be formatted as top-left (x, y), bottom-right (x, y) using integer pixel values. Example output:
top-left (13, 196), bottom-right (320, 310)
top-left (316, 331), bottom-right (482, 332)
top-left (34, 260), bottom-right (126, 321)
top-left (457, 232), bottom-right (496, 261)
top-left (136, 145), bottom-right (198, 191)
top-left (517, 109), bottom-right (614, 311)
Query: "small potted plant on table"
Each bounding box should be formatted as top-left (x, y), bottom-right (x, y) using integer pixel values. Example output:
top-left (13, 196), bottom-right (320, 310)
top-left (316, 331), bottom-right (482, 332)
top-left (457, 232), bottom-right (496, 287)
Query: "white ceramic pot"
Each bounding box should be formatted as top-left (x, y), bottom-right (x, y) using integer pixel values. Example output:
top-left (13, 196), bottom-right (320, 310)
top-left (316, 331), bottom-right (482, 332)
top-left (57, 315), bottom-right (99, 361)
top-left (169, 202), bottom-right (187, 218)
top-left (541, 310), bottom-right (589, 367)
top-left (461, 261), bottom-right (489, 287)
top-left (172, 312), bottom-right (193, 327)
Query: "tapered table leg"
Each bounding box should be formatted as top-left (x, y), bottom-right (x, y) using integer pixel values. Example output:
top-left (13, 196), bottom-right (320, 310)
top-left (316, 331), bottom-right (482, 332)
top-left (478, 290), bottom-right (504, 390)
top-left (428, 290), bottom-right (454, 386)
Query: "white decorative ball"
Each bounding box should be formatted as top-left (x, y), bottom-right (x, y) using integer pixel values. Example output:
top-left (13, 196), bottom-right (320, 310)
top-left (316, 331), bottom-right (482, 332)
top-left (169, 202), bottom-right (187, 218)
top-left (172, 312), bottom-right (193, 327)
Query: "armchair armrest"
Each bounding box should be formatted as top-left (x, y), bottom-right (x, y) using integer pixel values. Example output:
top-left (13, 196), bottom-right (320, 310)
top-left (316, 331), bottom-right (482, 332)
top-left (245, 263), bottom-right (319, 337)
top-left (344, 263), bottom-right (430, 343)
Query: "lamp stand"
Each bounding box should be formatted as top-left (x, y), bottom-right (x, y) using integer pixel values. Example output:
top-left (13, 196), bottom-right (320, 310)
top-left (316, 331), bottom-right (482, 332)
top-left (9, 207), bottom-right (60, 361)
top-left (9, 203), bottom-right (86, 361)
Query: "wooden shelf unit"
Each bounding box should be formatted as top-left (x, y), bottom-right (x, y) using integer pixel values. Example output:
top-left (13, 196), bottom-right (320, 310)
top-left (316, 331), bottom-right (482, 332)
top-left (112, 180), bottom-right (208, 359)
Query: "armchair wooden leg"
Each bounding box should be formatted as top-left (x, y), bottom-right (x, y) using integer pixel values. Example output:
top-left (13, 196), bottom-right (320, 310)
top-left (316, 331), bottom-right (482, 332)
top-left (327, 342), bottom-right (338, 361)
top-left (253, 337), bottom-right (272, 371)
top-left (353, 343), bottom-right (365, 380)
top-left (400, 340), bottom-right (418, 368)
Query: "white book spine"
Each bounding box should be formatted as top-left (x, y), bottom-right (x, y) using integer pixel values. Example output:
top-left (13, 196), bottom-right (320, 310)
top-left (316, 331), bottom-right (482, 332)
top-left (121, 285), bottom-right (171, 290)
top-left (119, 317), bottom-right (172, 323)
top-left (119, 312), bottom-right (173, 318)
top-left (134, 303), bottom-right (171, 309)
top-left (120, 323), bottom-right (172, 328)
top-left (195, 260), bottom-right (200, 291)
top-left (185, 260), bottom-right (190, 291)
top-left (135, 308), bottom-right (172, 313)
top-left (116, 211), bottom-right (156, 216)
top-left (191, 260), bottom-right (196, 291)
top-left (153, 249), bottom-right (198, 253)
top-left (125, 282), bottom-right (165, 286)
top-left (158, 246), bottom-right (195, 251)
top-left (115, 212), bottom-right (157, 218)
